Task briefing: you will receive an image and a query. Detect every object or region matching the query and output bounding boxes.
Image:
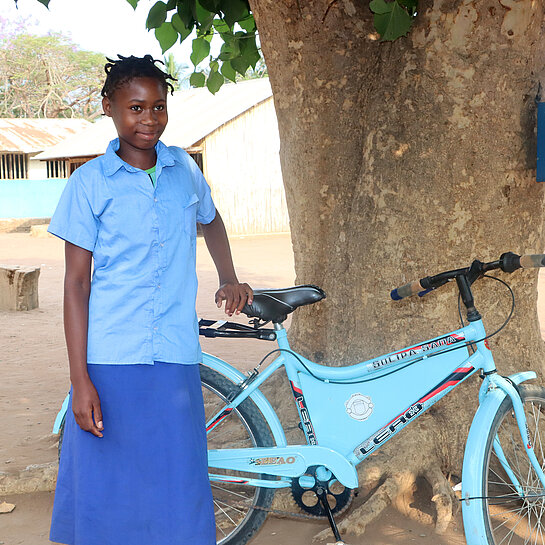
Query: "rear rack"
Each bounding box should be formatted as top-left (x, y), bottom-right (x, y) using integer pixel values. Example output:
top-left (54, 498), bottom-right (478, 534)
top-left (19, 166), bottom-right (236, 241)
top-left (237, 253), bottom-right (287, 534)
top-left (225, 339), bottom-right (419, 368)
top-left (198, 319), bottom-right (277, 341)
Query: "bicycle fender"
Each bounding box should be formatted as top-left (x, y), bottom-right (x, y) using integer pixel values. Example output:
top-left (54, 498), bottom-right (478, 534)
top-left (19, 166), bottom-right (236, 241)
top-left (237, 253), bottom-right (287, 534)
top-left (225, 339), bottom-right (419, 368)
top-left (51, 355), bottom-right (288, 445)
top-left (52, 393), bottom-right (70, 433)
top-left (208, 444), bottom-right (359, 489)
top-left (461, 371), bottom-right (536, 545)
top-left (202, 353), bottom-right (287, 447)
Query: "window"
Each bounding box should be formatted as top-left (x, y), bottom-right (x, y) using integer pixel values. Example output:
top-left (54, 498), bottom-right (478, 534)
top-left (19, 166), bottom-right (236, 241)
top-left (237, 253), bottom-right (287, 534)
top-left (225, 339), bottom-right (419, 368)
top-left (0, 153), bottom-right (28, 179)
top-left (69, 160), bottom-right (88, 175)
top-left (189, 152), bottom-right (203, 172)
top-left (47, 160), bottom-right (67, 178)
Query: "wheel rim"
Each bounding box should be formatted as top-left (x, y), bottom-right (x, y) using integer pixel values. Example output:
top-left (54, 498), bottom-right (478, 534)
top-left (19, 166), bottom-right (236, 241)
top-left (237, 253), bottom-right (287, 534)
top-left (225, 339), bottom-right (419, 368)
top-left (202, 381), bottom-right (262, 544)
top-left (485, 395), bottom-right (545, 545)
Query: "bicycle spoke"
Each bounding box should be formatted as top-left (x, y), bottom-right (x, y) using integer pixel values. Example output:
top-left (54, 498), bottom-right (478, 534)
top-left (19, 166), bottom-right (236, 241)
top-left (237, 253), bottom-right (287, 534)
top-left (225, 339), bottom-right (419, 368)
top-left (211, 483), bottom-right (255, 502)
top-left (484, 390), bottom-right (545, 545)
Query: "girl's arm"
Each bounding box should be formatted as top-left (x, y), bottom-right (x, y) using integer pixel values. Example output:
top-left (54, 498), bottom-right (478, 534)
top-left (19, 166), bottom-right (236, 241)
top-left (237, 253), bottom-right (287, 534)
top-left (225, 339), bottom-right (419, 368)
top-left (64, 241), bottom-right (104, 438)
top-left (200, 212), bottom-right (253, 316)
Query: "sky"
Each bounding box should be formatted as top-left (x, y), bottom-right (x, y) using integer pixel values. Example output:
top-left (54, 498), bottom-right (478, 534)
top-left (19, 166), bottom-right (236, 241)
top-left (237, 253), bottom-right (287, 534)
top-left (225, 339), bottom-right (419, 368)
top-left (0, 0), bottom-right (194, 65)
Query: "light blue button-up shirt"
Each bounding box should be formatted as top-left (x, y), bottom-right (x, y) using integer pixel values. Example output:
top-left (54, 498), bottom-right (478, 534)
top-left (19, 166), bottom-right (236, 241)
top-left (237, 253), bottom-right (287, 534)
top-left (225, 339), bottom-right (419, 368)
top-left (48, 139), bottom-right (216, 365)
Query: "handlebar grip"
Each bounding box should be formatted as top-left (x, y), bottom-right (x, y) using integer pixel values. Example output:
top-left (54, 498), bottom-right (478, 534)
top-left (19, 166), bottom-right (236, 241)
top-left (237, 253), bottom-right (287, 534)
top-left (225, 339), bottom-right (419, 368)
top-left (519, 254), bottom-right (545, 269)
top-left (391, 280), bottom-right (424, 301)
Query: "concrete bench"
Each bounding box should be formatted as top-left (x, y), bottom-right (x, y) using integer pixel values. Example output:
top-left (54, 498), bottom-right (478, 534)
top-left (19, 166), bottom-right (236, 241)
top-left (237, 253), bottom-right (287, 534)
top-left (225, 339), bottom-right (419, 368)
top-left (0, 265), bottom-right (40, 311)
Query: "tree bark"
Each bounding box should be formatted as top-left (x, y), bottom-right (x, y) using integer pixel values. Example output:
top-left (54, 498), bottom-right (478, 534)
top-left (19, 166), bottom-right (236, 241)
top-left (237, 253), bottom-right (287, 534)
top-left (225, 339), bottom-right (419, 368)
top-left (250, 0), bottom-right (545, 535)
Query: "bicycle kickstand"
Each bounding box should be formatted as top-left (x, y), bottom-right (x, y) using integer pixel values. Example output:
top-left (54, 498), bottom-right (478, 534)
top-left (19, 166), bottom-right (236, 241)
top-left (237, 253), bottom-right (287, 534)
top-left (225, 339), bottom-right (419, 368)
top-left (316, 486), bottom-right (350, 545)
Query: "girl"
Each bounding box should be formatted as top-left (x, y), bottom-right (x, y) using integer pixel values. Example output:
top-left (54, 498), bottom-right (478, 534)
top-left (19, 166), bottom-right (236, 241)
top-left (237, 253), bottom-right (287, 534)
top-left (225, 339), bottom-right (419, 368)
top-left (48, 55), bottom-right (252, 545)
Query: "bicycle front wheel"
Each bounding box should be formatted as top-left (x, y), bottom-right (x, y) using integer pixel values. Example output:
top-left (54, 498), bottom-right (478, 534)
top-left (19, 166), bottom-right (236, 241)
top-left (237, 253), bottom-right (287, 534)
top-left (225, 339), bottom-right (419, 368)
top-left (482, 384), bottom-right (545, 544)
top-left (200, 364), bottom-right (276, 545)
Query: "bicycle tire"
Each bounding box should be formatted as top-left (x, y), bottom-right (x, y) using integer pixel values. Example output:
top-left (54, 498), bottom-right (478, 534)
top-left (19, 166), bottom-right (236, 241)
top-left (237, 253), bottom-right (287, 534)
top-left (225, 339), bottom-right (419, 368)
top-left (481, 384), bottom-right (545, 545)
top-left (200, 364), bottom-right (276, 545)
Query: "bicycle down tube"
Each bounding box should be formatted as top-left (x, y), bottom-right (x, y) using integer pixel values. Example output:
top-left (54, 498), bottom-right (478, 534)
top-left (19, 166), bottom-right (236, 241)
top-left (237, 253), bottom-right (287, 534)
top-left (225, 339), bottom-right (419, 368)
top-left (208, 319), bottom-right (495, 481)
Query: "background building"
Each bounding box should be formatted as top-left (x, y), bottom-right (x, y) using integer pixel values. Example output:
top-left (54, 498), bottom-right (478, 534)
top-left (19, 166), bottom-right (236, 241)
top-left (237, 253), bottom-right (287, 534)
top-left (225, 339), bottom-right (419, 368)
top-left (35, 79), bottom-right (289, 235)
top-left (0, 119), bottom-right (90, 180)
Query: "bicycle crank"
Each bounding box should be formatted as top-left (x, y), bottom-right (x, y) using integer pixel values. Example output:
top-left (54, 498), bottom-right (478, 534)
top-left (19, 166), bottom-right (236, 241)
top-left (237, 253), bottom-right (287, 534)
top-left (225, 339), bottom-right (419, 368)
top-left (290, 465), bottom-right (354, 518)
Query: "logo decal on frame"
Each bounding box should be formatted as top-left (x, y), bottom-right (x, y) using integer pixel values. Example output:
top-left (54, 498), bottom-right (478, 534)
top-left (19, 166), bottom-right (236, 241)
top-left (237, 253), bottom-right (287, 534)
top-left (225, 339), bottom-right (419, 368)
top-left (345, 393), bottom-right (374, 421)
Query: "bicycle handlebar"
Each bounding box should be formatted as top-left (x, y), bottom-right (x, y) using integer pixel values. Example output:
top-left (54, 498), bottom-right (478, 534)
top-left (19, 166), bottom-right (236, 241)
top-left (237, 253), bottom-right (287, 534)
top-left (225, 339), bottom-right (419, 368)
top-left (390, 252), bottom-right (545, 301)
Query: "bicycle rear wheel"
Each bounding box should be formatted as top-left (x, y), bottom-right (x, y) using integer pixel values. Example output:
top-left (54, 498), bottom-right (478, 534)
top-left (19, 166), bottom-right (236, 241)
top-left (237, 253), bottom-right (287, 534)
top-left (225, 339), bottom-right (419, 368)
top-left (200, 364), bottom-right (276, 545)
top-left (482, 384), bottom-right (545, 544)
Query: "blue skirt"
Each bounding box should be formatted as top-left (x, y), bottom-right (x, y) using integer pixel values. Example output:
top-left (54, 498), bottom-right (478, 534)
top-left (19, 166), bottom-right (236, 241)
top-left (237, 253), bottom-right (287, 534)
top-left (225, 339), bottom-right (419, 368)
top-left (50, 362), bottom-right (215, 545)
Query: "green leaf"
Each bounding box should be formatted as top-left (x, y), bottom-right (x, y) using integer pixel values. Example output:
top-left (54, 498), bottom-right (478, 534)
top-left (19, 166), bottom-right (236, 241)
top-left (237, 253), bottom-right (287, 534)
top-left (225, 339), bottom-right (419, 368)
top-left (178, 1), bottom-right (195, 28)
top-left (155, 22), bottom-right (178, 53)
top-left (210, 60), bottom-right (219, 71)
top-left (171, 13), bottom-right (193, 41)
top-left (239, 33), bottom-right (260, 69)
top-left (220, 0), bottom-right (248, 28)
top-left (196, 14), bottom-right (215, 34)
top-left (220, 60), bottom-right (237, 82)
top-left (206, 69), bottom-right (224, 94)
top-left (36, 0), bottom-right (50, 6)
top-left (146, 1), bottom-right (168, 29)
top-left (165, 0), bottom-right (177, 8)
top-left (190, 36), bottom-right (211, 66)
top-left (398, 0), bottom-right (417, 15)
top-left (218, 41), bottom-right (240, 61)
top-left (195, 0), bottom-right (213, 21)
top-left (370, 0), bottom-right (413, 41)
top-left (230, 54), bottom-right (250, 76)
top-left (199, 0), bottom-right (220, 11)
top-left (369, 0), bottom-right (390, 14)
top-left (190, 71), bottom-right (206, 87)
top-left (237, 14), bottom-right (255, 32)
top-left (212, 18), bottom-right (230, 33)
top-left (126, 0), bottom-right (138, 9)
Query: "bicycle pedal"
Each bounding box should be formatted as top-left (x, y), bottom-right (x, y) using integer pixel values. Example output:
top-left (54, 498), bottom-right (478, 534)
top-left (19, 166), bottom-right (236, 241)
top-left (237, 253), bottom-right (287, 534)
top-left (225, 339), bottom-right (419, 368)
top-left (327, 542), bottom-right (350, 545)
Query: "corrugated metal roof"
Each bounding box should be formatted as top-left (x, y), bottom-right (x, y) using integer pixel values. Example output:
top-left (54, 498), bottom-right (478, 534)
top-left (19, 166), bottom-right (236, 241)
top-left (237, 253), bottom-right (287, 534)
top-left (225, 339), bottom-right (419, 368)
top-left (0, 118), bottom-right (92, 154)
top-left (35, 78), bottom-right (273, 161)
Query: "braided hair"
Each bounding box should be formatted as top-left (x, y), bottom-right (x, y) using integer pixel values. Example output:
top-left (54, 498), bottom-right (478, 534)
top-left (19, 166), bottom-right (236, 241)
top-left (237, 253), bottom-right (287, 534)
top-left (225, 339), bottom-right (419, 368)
top-left (101, 54), bottom-right (176, 98)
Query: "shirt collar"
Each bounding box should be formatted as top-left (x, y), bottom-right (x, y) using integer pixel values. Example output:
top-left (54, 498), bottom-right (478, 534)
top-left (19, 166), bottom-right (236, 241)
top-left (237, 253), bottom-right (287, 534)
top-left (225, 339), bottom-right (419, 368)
top-left (102, 139), bottom-right (176, 177)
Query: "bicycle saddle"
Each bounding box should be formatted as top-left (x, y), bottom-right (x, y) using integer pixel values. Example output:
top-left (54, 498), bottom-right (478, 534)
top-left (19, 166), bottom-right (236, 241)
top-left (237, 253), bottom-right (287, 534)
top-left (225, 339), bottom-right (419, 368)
top-left (242, 285), bottom-right (326, 323)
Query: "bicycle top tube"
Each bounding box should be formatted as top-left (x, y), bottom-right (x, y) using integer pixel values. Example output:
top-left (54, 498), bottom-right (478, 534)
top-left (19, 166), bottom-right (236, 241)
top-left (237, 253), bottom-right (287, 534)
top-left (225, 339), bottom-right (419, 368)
top-left (273, 319), bottom-right (495, 382)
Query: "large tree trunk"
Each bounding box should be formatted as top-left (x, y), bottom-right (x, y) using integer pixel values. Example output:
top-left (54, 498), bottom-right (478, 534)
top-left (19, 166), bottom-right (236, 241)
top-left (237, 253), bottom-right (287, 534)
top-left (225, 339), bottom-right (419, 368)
top-left (250, 0), bottom-right (545, 536)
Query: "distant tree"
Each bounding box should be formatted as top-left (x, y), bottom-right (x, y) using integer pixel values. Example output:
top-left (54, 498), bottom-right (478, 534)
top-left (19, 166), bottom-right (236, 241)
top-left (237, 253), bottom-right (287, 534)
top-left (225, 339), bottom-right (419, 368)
top-left (163, 52), bottom-right (192, 90)
top-left (0, 32), bottom-right (105, 119)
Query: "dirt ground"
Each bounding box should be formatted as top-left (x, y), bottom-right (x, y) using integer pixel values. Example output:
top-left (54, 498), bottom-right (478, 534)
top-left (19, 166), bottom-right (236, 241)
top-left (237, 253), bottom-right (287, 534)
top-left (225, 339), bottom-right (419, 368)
top-left (1, 231), bottom-right (543, 545)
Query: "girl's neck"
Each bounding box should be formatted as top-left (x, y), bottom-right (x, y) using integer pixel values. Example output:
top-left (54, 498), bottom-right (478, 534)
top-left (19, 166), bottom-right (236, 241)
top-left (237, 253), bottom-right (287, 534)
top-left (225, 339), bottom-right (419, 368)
top-left (116, 144), bottom-right (157, 170)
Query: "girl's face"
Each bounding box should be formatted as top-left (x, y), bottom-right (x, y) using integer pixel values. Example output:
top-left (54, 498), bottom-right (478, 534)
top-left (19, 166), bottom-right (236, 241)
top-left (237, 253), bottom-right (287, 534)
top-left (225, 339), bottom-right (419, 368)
top-left (102, 77), bottom-right (168, 156)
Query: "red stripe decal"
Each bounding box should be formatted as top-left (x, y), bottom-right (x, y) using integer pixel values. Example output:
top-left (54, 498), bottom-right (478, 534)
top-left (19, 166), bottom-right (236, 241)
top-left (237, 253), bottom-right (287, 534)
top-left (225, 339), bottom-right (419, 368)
top-left (291, 381), bottom-right (303, 394)
top-left (206, 408), bottom-right (233, 431)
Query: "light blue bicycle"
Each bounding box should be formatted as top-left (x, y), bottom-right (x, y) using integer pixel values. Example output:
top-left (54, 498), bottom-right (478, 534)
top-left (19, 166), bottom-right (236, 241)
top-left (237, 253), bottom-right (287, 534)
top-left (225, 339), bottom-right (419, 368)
top-left (54, 252), bottom-right (545, 545)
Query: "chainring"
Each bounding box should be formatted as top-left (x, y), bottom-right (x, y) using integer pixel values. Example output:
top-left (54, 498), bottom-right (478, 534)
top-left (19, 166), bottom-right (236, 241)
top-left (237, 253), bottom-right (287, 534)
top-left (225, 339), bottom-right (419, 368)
top-left (290, 465), bottom-right (354, 518)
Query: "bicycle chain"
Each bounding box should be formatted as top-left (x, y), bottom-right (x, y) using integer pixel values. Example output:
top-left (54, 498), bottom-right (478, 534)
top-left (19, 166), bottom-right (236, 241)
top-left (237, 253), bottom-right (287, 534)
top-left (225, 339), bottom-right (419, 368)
top-left (253, 503), bottom-right (327, 520)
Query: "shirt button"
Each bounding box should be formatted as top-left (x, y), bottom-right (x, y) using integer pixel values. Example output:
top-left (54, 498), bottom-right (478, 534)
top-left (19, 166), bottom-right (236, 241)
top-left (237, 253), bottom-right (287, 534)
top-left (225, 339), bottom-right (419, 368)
top-left (154, 198), bottom-right (158, 203)
top-left (157, 284), bottom-right (161, 288)
top-left (153, 327), bottom-right (158, 331)
top-left (160, 243), bottom-right (164, 247)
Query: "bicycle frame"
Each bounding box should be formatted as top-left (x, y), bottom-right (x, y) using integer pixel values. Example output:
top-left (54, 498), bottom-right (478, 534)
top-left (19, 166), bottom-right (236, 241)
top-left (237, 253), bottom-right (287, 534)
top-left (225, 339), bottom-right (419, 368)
top-left (207, 317), bottom-right (545, 495)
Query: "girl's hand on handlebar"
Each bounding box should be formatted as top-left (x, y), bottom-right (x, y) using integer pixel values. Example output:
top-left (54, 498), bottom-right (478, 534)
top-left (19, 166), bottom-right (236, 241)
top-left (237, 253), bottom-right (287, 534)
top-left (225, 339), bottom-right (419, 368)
top-left (215, 282), bottom-right (253, 316)
top-left (71, 376), bottom-right (104, 438)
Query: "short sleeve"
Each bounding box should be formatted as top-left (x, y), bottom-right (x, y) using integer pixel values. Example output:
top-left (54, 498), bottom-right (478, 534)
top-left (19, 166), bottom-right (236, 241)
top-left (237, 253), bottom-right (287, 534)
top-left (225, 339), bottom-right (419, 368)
top-left (187, 156), bottom-right (216, 225)
top-left (47, 171), bottom-right (99, 252)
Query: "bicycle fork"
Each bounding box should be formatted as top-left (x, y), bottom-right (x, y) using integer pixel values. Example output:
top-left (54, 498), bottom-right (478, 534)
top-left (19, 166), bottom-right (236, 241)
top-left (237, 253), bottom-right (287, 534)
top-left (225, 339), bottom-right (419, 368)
top-left (487, 373), bottom-right (545, 496)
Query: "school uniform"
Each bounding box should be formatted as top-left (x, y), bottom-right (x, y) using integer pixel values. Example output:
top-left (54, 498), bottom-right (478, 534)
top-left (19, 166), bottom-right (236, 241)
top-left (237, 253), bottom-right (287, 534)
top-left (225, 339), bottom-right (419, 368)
top-left (48, 139), bottom-right (217, 545)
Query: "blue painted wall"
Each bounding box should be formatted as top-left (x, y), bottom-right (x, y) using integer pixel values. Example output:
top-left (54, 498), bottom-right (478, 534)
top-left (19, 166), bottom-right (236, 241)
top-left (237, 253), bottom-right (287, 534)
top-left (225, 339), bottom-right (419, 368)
top-left (0, 179), bottom-right (67, 219)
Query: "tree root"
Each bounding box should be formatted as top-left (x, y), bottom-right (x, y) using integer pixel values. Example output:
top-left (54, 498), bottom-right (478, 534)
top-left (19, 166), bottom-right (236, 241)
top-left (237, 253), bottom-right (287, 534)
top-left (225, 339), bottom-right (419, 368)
top-left (313, 473), bottom-right (401, 542)
top-left (310, 425), bottom-right (460, 542)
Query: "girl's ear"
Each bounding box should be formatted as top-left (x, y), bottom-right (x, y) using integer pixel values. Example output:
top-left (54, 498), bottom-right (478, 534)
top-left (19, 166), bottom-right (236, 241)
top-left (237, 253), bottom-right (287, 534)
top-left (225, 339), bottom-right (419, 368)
top-left (102, 96), bottom-right (112, 117)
